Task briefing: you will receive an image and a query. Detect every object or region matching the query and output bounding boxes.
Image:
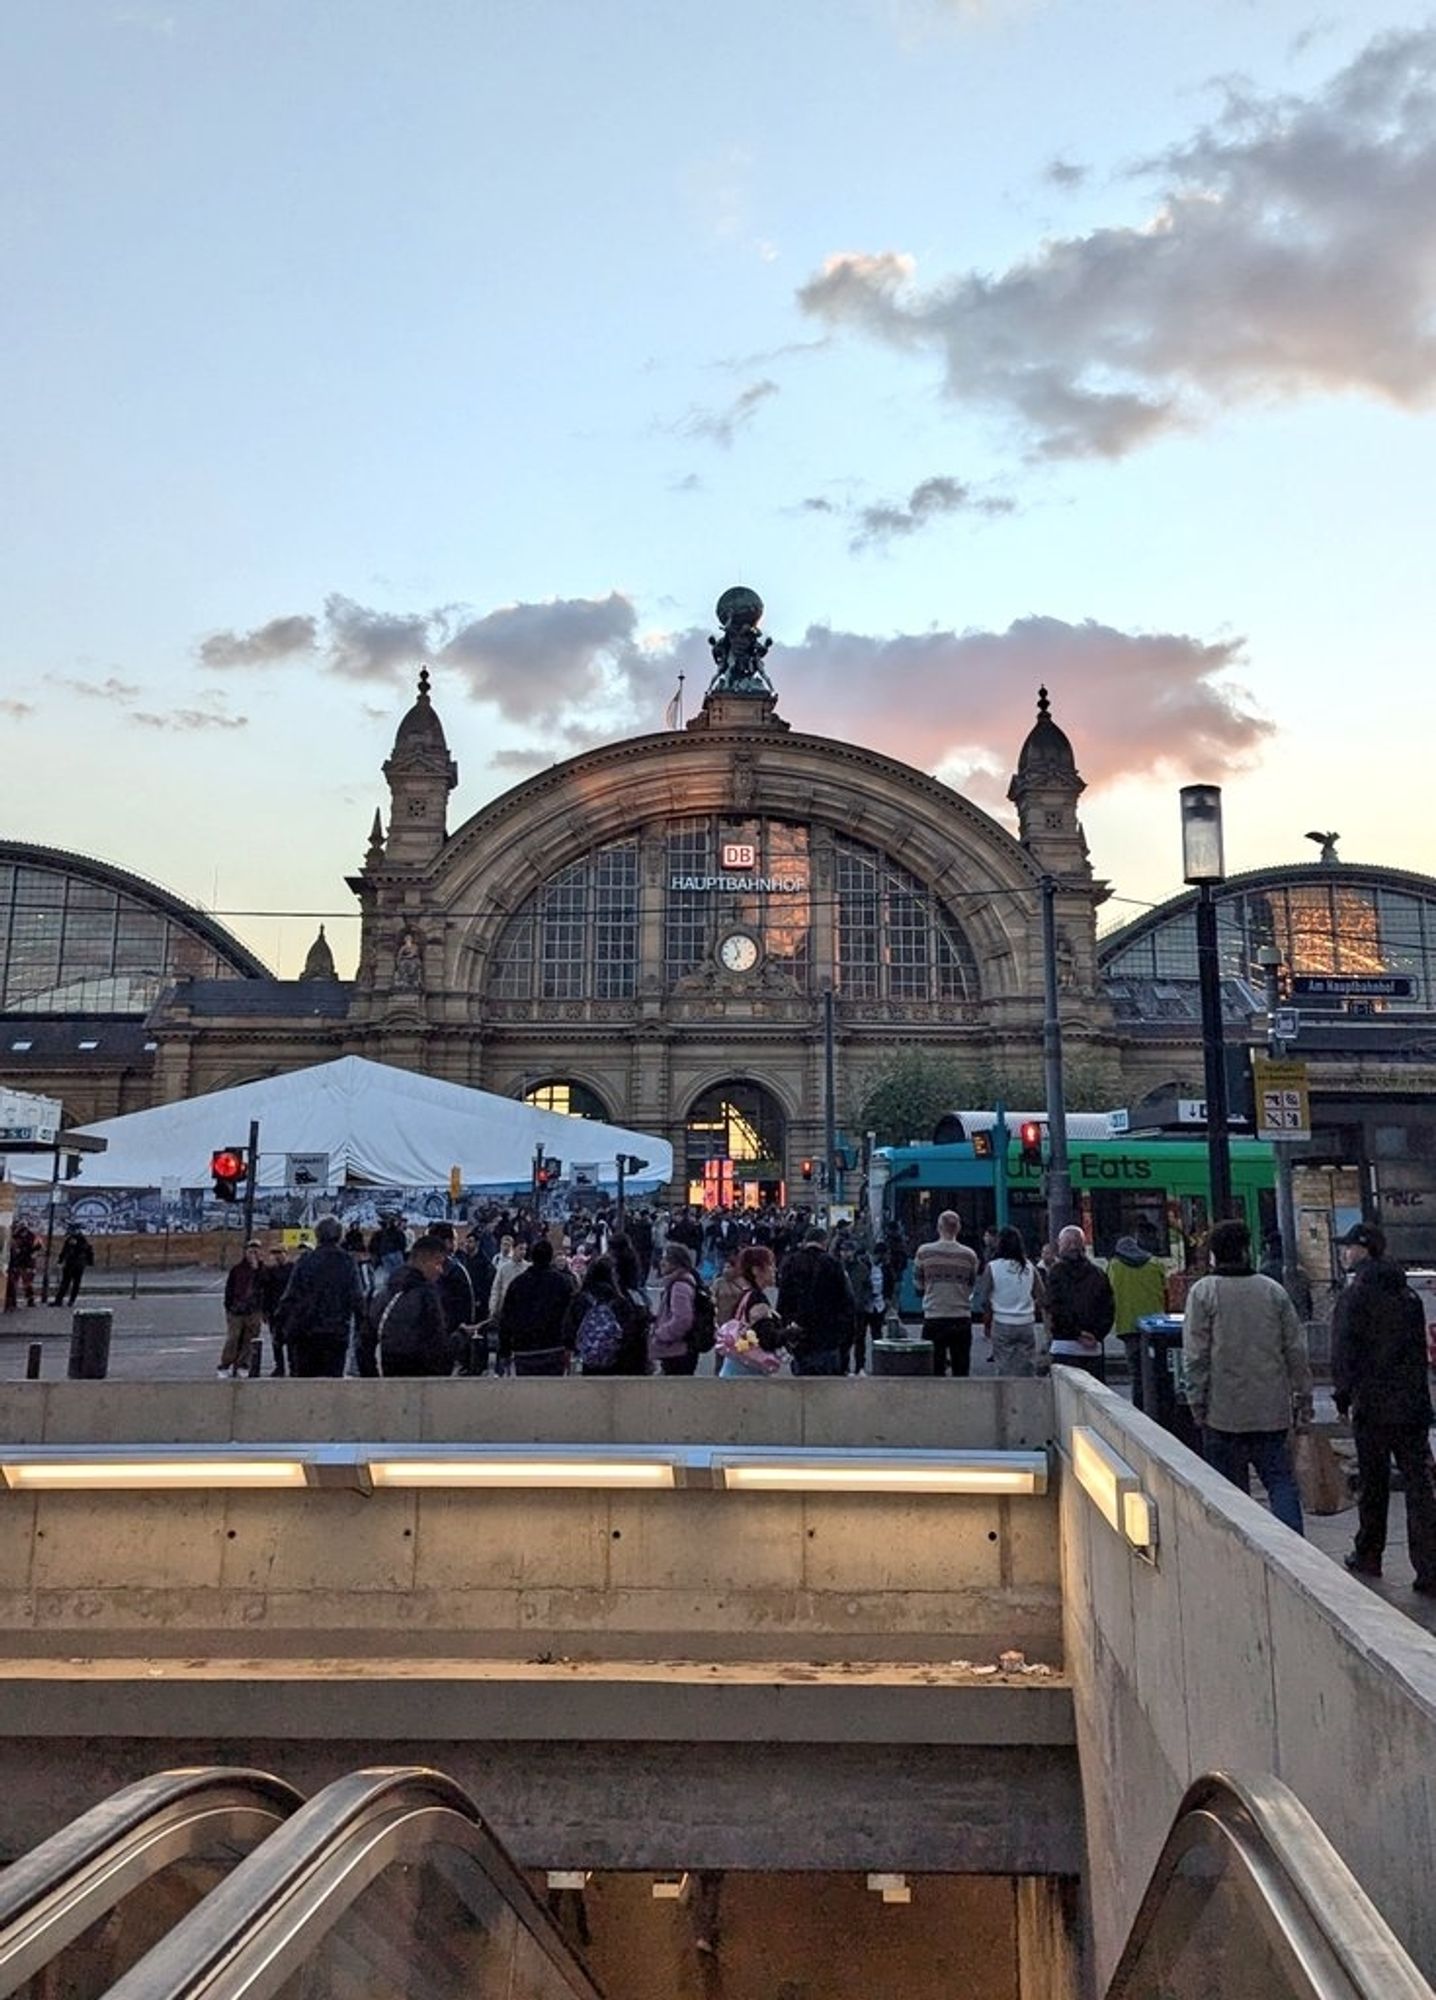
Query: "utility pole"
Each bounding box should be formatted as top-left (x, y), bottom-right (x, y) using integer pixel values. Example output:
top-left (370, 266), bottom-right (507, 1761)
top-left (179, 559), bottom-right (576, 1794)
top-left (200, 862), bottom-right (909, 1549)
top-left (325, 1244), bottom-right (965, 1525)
top-left (823, 986), bottom-right (839, 1203)
top-left (240, 1118), bottom-right (260, 1243)
top-left (992, 1101), bottom-right (1010, 1231)
top-left (616, 1153), bottom-right (627, 1225)
top-left (1041, 876), bottom-right (1073, 1241)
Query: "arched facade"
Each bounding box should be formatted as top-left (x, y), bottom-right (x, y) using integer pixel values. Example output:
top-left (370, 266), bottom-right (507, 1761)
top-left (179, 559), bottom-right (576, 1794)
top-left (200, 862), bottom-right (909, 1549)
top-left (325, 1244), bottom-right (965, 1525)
top-left (333, 671), bottom-right (1115, 1190)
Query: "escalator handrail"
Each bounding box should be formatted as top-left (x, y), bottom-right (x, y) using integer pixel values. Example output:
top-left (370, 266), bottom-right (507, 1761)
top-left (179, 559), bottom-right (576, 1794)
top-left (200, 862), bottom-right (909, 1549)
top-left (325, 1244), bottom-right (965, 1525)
top-left (0, 1768), bottom-right (304, 2000)
top-left (100, 1766), bottom-right (603, 2000)
top-left (0, 1769), bottom-right (303, 1930)
top-left (1106, 1771), bottom-right (1435, 2000)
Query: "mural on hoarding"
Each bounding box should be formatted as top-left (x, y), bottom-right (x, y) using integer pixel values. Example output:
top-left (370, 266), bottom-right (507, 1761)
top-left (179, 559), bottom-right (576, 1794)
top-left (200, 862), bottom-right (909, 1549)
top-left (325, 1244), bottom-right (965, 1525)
top-left (11, 1184), bottom-right (507, 1234)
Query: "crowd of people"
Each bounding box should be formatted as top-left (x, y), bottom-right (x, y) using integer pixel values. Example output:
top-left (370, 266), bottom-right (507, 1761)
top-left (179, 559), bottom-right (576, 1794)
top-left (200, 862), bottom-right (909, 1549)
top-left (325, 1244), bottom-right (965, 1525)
top-left (212, 1200), bottom-right (1148, 1385)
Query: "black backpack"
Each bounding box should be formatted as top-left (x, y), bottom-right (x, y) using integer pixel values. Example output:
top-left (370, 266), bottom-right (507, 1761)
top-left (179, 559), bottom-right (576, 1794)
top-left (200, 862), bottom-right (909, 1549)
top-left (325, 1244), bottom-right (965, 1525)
top-left (690, 1279), bottom-right (717, 1354)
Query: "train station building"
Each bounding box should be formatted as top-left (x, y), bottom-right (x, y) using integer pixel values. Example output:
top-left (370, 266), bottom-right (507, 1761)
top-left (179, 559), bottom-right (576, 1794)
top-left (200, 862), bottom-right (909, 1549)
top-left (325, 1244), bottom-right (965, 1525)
top-left (5, 589), bottom-right (1436, 1255)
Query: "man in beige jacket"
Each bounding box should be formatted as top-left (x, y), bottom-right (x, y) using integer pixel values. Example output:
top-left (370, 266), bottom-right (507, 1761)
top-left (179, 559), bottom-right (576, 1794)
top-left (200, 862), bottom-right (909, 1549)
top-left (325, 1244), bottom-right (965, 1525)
top-left (1183, 1217), bottom-right (1312, 1536)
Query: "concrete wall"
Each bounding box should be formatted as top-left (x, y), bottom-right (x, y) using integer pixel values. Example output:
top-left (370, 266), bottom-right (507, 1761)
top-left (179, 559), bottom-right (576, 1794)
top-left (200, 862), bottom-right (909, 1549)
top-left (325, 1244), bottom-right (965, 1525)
top-left (1053, 1370), bottom-right (1436, 1989)
top-left (0, 1379), bottom-right (1060, 1664)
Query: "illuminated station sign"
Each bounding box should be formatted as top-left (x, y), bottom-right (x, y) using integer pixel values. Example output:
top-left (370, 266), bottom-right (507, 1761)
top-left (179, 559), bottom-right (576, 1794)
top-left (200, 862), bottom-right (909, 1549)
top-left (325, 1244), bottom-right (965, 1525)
top-left (670, 839), bottom-right (808, 895)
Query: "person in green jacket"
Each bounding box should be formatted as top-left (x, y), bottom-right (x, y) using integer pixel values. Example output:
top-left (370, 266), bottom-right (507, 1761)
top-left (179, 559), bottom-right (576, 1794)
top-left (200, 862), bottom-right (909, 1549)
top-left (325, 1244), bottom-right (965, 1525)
top-left (1109, 1236), bottom-right (1169, 1409)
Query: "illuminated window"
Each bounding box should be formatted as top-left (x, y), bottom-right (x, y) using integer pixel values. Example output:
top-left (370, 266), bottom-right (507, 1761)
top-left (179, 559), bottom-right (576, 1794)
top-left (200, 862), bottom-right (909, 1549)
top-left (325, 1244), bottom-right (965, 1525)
top-left (521, 1079), bottom-right (609, 1120)
top-left (833, 836), bottom-right (978, 1003)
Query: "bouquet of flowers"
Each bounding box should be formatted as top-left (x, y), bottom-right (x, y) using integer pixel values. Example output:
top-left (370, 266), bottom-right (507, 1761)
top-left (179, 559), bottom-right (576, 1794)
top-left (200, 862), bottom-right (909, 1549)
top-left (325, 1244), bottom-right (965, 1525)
top-left (715, 1318), bottom-right (784, 1376)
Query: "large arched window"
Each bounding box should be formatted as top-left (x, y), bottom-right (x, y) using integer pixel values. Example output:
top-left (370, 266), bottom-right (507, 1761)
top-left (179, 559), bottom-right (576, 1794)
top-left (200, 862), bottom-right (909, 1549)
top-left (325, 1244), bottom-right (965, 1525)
top-left (685, 1080), bottom-right (787, 1206)
top-left (833, 836), bottom-right (979, 1002)
top-left (490, 841), bottom-right (640, 1001)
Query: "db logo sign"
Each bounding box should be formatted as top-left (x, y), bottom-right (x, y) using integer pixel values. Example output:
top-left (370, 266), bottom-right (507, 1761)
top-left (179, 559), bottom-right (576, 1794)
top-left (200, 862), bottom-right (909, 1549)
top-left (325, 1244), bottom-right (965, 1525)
top-left (721, 842), bottom-right (756, 869)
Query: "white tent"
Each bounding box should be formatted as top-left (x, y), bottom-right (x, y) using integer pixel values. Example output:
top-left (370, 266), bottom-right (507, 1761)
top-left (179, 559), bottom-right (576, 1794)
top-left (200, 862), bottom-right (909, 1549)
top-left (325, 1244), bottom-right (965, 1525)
top-left (12, 1057), bottom-right (672, 1191)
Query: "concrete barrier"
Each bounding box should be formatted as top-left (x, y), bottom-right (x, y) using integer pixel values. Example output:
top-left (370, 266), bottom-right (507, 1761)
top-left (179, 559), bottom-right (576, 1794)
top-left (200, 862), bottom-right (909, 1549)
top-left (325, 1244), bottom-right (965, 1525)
top-left (1053, 1368), bottom-right (1436, 1989)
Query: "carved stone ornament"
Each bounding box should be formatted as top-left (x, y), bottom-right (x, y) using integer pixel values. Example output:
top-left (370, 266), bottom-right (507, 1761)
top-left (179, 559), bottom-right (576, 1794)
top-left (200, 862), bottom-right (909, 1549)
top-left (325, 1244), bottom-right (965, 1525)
top-left (394, 929), bottom-right (424, 991)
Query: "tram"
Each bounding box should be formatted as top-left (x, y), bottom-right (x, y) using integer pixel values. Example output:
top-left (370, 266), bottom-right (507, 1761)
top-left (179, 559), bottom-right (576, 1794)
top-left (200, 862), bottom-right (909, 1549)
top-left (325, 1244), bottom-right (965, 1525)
top-left (868, 1119), bottom-right (1277, 1312)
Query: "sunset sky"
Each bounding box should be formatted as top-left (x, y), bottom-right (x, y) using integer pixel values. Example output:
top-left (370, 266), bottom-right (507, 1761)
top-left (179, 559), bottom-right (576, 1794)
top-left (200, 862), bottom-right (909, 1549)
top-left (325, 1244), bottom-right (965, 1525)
top-left (4, 0), bottom-right (1431, 976)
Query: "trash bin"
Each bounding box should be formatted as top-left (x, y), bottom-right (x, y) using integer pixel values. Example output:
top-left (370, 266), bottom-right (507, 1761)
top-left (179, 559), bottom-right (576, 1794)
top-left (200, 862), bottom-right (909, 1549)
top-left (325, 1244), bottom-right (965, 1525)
top-left (68, 1308), bottom-right (113, 1380)
top-left (870, 1335), bottom-right (934, 1377)
top-left (1136, 1314), bottom-right (1198, 1449)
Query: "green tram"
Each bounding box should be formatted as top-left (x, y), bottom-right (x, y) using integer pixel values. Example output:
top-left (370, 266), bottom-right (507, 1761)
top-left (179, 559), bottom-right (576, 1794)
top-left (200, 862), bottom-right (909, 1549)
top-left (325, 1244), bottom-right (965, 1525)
top-left (869, 1131), bottom-right (1277, 1314)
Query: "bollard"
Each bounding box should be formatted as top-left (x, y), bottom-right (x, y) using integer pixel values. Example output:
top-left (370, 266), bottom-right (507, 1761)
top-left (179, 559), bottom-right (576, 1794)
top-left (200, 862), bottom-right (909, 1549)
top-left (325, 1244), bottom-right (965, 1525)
top-left (131, 1257), bottom-right (140, 1300)
top-left (68, 1308), bottom-right (113, 1380)
top-left (25, 1342), bottom-right (42, 1381)
top-left (870, 1335), bottom-right (934, 1377)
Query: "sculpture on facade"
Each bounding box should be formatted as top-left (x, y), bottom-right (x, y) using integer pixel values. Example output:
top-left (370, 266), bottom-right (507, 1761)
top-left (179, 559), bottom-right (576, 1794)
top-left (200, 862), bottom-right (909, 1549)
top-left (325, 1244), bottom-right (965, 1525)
top-left (706, 586), bottom-right (775, 698)
top-left (394, 928), bottom-right (423, 991)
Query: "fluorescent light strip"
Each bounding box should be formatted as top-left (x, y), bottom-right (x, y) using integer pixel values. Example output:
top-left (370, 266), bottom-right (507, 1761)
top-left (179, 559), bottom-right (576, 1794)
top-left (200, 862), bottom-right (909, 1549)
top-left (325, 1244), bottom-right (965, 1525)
top-left (1071, 1427), bottom-right (1157, 1551)
top-left (368, 1458), bottom-right (677, 1489)
top-left (716, 1452), bottom-right (1048, 1495)
top-left (1, 1458), bottom-right (307, 1490)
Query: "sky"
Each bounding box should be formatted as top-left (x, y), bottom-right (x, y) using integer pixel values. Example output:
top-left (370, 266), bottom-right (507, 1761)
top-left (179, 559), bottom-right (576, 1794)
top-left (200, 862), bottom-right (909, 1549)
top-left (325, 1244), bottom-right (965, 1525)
top-left (3, 0), bottom-right (1433, 977)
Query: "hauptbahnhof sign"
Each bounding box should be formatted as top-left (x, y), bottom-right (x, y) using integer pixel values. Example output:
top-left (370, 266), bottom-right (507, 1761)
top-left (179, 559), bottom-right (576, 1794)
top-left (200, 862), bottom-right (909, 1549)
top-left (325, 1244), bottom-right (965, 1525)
top-left (670, 874), bottom-right (808, 894)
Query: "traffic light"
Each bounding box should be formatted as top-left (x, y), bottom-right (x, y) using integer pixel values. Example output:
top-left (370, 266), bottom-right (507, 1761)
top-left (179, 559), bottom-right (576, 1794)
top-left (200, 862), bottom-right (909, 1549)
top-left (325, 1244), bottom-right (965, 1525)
top-left (800, 1157), bottom-right (814, 1181)
top-left (971, 1130), bottom-right (994, 1160)
top-left (536, 1157), bottom-right (561, 1189)
top-left (210, 1147), bottom-right (247, 1203)
top-left (621, 1154), bottom-right (648, 1176)
top-left (1019, 1121), bottom-right (1044, 1166)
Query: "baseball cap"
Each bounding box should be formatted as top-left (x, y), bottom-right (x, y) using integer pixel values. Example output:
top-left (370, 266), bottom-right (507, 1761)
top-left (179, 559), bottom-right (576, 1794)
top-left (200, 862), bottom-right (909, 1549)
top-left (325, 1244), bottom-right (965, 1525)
top-left (1339, 1222), bottom-right (1385, 1255)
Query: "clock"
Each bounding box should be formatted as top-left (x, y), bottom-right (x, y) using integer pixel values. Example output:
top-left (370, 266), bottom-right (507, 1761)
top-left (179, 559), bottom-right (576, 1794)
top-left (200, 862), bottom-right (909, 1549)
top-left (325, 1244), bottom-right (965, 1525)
top-left (718, 931), bottom-right (760, 973)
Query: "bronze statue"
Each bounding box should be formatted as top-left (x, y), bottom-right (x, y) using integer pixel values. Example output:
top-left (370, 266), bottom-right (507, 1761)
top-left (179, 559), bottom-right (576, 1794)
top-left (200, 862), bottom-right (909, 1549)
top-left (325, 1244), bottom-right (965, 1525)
top-left (706, 586), bottom-right (775, 697)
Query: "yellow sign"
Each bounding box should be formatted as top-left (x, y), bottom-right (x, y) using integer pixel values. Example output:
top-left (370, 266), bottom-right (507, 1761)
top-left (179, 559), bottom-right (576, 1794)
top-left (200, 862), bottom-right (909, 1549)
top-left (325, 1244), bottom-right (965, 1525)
top-left (448, 1165), bottom-right (463, 1201)
top-left (1252, 1055), bottom-right (1311, 1143)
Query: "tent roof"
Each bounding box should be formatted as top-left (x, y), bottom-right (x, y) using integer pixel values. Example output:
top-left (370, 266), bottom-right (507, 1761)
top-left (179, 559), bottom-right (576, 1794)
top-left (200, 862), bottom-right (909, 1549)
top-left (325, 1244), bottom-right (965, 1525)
top-left (15, 1057), bottom-right (671, 1190)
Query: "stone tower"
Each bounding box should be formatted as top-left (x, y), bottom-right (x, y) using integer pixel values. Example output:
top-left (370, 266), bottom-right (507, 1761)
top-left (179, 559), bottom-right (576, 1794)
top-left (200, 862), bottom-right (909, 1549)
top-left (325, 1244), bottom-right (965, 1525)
top-left (1008, 686), bottom-right (1091, 880)
top-left (381, 666), bottom-right (458, 866)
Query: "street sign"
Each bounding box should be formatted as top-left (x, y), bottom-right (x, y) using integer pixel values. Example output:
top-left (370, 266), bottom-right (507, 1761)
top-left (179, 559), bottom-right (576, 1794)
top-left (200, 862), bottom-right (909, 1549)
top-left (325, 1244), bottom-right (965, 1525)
top-left (1177, 1099), bottom-right (1206, 1125)
top-left (571, 1162), bottom-right (600, 1190)
top-left (1252, 1055), bottom-right (1311, 1143)
top-left (1290, 974), bottom-right (1414, 999)
top-left (285, 1152), bottom-right (330, 1190)
top-left (1272, 1008), bottom-right (1300, 1043)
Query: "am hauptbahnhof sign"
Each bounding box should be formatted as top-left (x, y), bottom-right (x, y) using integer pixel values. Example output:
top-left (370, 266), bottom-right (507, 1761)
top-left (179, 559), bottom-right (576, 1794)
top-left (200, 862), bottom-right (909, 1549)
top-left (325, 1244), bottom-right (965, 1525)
top-left (1290, 975), bottom-right (1416, 999)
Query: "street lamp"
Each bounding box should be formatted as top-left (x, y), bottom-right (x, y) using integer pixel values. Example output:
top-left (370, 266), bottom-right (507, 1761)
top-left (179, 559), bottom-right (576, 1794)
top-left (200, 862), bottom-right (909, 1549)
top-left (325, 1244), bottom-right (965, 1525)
top-left (1256, 945), bottom-right (1302, 1305)
top-left (1179, 785), bottom-right (1233, 1224)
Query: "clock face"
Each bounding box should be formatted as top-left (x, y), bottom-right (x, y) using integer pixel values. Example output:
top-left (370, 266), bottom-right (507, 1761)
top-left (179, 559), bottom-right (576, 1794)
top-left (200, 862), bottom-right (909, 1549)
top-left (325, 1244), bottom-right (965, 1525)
top-left (718, 931), bottom-right (760, 973)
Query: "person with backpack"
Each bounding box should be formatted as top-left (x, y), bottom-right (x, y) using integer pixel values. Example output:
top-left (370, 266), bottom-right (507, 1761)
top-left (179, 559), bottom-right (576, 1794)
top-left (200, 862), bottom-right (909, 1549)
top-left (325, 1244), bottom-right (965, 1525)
top-left (377, 1235), bottom-right (454, 1378)
top-left (650, 1241), bottom-right (714, 1375)
top-left (1332, 1222), bottom-right (1436, 1594)
top-left (563, 1254), bottom-right (650, 1375)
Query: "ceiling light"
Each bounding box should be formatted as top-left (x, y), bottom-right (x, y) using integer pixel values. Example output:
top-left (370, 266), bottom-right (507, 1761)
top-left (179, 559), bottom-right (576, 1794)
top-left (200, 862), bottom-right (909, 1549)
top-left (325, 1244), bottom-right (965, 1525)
top-left (367, 1454), bottom-right (677, 1489)
top-left (0, 1456), bottom-right (308, 1491)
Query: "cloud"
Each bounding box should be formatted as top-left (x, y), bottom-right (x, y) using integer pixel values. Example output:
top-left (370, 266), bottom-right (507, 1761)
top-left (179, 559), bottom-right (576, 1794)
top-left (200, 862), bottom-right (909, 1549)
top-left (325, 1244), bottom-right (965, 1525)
top-left (46, 674), bottom-right (141, 702)
top-left (441, 593), bottom-right (652, 726)
top-left (763, 615), bottom-right (1269, 797)
top-left (679, 378), bottom-right (780, 447)
top-left (130, 707), bottom-right (248, 732)
top-left (199, 615), bottom-right (317, 670)
top-left (798, 28), bottom-right (1436, 458)
top-left (0, 699), bottom-right (34, 720)
top-left (1043, 156), bottom-right (1088, 189)
top-left (851, 474), bottom-right (1017, 547)
top-left (323, 596), bottom-right (436, 682)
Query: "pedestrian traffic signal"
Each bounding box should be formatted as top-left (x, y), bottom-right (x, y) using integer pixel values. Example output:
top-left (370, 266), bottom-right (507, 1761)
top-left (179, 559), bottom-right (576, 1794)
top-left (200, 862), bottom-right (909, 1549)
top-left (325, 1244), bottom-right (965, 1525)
top-left (971, 1130), bottom-right (994, 1160)
top-left (210, 1147), bottom-right (247, 1202)
top-left (1019, 1121), bottom-right (1044, 1165)
top-left (536, 1157), bottom-right (561, 1189)
top-left (800, 1158), bottom-right (814, 1181)
top-left (621, 1154), bottom-right (648, 1176)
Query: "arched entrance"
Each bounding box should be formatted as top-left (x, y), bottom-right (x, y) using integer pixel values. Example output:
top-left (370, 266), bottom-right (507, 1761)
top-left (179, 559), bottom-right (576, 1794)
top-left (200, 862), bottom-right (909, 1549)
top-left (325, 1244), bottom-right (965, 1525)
top-left (685, 1080), bottom-right (788, 1209)
top-left (521, 1078), bottom-right (609, 1121)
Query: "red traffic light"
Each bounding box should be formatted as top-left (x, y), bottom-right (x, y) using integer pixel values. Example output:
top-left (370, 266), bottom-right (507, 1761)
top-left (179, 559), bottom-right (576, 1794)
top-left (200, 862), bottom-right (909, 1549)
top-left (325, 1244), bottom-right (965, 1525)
top-left (210, 1148), bottom-right (245, 1183)
top-left (1019, 1121), bottom-right (1044, 1163)
top-left (800, 1158), bottom-right (814, 1181)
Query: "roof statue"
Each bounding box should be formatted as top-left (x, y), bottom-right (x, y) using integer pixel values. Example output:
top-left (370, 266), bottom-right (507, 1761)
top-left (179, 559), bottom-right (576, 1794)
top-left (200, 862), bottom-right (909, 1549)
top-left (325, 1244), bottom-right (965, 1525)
top-left (1305, 830), bottom-right (1341, 865)
top-left (706, 586), bottom-right (775, 698)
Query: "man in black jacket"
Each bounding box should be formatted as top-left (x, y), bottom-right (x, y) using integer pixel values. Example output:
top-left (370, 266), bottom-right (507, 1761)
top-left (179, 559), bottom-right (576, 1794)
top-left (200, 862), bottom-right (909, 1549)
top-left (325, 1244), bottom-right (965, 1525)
top-left (1044, 1226), bottom-right (1116, 1380)
top-left (280, 1216), bottom-right (362, 1378)
top-left (777, 1229), bottom-right (855, 1376)
top-left (377, 1236), bottom-right (452, 1378)
top-left (1332, 1222), bottom-right (1436, 1594)
top-left (498, 1238), bottom-right (576, 1376)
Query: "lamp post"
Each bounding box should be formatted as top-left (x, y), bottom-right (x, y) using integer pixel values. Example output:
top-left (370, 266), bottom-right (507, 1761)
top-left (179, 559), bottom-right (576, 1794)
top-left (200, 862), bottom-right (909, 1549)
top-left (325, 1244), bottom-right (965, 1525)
top-left (1040, 876), bottom-right (1074, 1243)
top-left (1179, 784), bottom-right (1232, 1223)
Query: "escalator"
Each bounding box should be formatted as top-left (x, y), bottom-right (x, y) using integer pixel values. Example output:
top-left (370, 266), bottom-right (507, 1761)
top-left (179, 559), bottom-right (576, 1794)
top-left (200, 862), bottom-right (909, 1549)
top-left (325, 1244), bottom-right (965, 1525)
top-left (97, 1769), bottom-right (602, 2000)
top-left (3, 1764), bottom-right (1431, 1998)
top-left (1106, 1772), bottom-right (1433, 2000)
top-left (0, 1768), bottom-right (302, 1999)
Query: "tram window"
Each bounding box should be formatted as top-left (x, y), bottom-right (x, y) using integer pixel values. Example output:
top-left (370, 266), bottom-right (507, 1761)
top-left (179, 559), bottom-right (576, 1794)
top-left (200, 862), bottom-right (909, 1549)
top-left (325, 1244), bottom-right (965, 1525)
top-left (1090, 1190), bottom-right (1170, 1260)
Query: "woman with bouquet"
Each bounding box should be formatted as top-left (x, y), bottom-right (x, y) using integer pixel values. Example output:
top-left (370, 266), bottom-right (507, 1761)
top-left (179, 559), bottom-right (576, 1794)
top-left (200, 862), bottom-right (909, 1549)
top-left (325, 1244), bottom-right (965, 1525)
top-left (716, 1245), bottom-right (786, 1378)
